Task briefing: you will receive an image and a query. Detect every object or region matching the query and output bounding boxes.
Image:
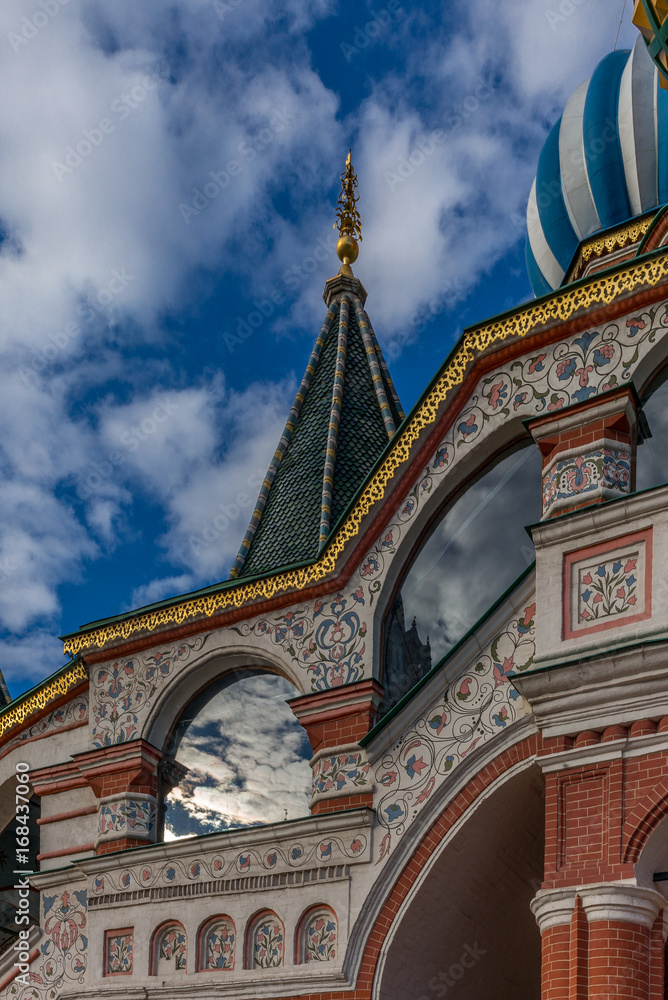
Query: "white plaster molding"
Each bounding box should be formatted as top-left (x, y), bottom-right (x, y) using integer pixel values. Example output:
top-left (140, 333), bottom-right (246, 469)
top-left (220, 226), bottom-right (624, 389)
top-left (531, 482), bottom-right (668, 549)
top-left (537, 730), bottom-right (668, 772)
top-left (513, 641), bottom-right (668, 738)
top-left (530, 888), bottom-right (577, 933)
top-left (578, 882), bottom-right (664, 929)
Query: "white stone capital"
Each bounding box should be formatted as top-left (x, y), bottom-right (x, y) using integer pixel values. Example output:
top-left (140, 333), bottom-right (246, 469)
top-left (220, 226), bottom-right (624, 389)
top-left (578, 882), bottom-right (664, 929)
top-left (530, 887), bottom-right (577, 933)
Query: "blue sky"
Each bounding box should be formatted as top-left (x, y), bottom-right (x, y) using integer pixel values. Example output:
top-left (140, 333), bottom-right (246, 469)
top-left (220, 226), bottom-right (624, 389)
top-left (0, 0), bottom-right (637, 699)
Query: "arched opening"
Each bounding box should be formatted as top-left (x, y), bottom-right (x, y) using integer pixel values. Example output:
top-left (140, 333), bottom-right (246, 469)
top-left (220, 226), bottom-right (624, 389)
top-left (246, 909), bottom-right (285, 969)
top-left (197, 915), bottom-right (236, 971)
top-left (381, 442), bottom-right (541, 716)
top-left (161, 669), bottom-right (312, 840)
top-left (151, 921), bottom-right (187, 975)
top-left (297, 905), bottom-right (337, 964)
top-left (375, 762), bottom-right (544, 1000)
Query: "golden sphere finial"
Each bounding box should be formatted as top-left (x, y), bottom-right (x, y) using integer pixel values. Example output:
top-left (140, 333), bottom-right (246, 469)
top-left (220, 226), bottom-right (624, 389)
top-left (333, 150), bottom-right (362, 275)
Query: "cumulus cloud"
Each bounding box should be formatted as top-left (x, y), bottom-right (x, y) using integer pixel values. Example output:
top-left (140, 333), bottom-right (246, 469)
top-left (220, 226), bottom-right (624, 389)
top-left (0, 0), bottom-right (641, 696)
top-left (164, 673), bottom-right (312, 838)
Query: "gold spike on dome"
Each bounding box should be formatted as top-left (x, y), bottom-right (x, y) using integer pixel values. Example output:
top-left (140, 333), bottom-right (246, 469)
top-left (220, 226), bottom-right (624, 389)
top-left (334, 151), bottom-right (362, 275)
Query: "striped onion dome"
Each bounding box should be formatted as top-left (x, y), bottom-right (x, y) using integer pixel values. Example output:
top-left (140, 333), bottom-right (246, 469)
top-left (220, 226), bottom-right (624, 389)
top-left (526, 37), bottom-right (668, 296)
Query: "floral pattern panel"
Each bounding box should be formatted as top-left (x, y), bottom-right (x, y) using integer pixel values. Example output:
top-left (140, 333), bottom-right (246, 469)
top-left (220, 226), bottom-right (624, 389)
top-left (565, 531), bottom-right (651, 638)
top-left (202, 918), bottom-right (235, 971)
top-left (312, 750), bottom-right (370, 798)
top-left (250, 913), bottom-right (284, 969)
top-left (154, 923), bottom-right (187, 974)
top-left (302, 909), bottom-right (337, 962)
top-left (105, 929), bottom-right (133, 976)
top-left (97, 794), bottom-right (157, 845)
top-left (542, 444), bottom-right (631, 517)
top-left (373, 596), bottom-right (536, 864)
top-left (231, 588), bottom-right (369, 691)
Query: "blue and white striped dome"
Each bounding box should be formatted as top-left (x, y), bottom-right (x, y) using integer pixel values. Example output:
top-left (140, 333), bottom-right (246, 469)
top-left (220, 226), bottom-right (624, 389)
top-left (526, 37), bottom-right (668, 296)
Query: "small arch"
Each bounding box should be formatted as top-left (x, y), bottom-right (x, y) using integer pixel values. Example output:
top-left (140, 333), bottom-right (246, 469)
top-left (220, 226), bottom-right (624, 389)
top-left (246, 909), bottom-right (285, 970)
top-left (297, 905), bottom-right (337, 964)
top-left (197, 915), bottom-right (236, 971)
top-left (623, 778), bottom-right (668, 863)
top-left (151, 921), bottom-right (187, 975)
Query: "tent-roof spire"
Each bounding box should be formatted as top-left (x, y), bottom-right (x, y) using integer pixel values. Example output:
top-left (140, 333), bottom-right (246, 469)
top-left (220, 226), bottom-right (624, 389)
top-left (228, 152), bottom-right (404, 581)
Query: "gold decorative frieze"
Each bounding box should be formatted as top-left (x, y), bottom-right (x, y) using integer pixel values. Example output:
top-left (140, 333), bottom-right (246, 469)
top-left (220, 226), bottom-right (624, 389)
top-left (61, 252), bottom-right (668, 658)
top-left (0, 660), bottom-right (88, 741)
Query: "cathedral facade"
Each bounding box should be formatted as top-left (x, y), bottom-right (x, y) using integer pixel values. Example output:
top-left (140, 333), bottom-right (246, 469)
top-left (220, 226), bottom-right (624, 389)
top-left (4, 20), bottom-right (668, 1000)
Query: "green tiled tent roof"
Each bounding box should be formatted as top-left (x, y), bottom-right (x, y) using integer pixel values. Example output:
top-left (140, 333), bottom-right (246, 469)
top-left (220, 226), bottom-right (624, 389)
top-left (230, 276), bottom-right (403, 580)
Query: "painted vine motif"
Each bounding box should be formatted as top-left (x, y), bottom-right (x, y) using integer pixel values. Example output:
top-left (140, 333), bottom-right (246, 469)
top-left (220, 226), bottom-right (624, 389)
top-left (542, 446), bottom-right (630, 515)
top-left (373, 600), bottom-right (535, 863)
top-left (8, 887), bottom-right (88, 1000)
top-left (231, 589), bottom-right (368, 691)
top-left (305, 912), bottom-right (337, 962)
top-left (253, 918), bottom-right (284, 969)
top-left (359, 304), bottom-right (665, 586)
top-left (578, 554), bottom-right (638, 623)
top-left (98, 796), bottom-right (157, 841)
top-left (91, 635), bottom-right (210, 747)
top-left (91, 832), bottom-right (368, 894)
top-left (204, 920), bottom-right (235, 970)
top-left (312, 751), bottom-right (370, 797)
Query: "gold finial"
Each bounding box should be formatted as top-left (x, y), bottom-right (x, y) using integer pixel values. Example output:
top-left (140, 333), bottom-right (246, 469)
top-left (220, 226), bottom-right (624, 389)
top-left (334, 150), bottom-right (362, 275)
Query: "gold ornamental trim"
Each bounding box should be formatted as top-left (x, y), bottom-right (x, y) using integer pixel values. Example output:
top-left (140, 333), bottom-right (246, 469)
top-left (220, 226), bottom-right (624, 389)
top-left (62, 253), bottom-right (668, 658)
top-left (0, 661), bottom-right (87, 742)
top-left (578, 218), bottom-right (653, 265)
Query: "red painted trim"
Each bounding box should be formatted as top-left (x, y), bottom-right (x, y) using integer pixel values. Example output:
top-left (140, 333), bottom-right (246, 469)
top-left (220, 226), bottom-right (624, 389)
top-left (196, 914), bottom-right (237, 973)
top-left (295, 904), bottom-right (337, 965)
top-left (311, 792), bottom-right (374, 815)
top-left (103, 927), bottom-right (134, 978)
top-left (0, 719), bottom-right (88, 761)
top-left (562, 528), bottom-right (653, 640)
top-left (150, 919), bottom-right (188, 976)
top-left (36, 842), bottom-right (94, 861)
top-left (37, 806), bottom-right (97, 825)
top-left (0, 947), bottom-right (40, 992)
top-left (244, 909), bottom-right (285, 971)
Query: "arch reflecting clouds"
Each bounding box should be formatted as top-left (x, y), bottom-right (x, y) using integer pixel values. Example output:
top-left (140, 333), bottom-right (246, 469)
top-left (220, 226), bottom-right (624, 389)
top-left (163, 672), bottom-right (312, 840)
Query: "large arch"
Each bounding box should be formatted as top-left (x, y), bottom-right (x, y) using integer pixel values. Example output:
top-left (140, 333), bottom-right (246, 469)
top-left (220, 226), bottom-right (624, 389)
top-left (371, 759), bottom-right (544, 999)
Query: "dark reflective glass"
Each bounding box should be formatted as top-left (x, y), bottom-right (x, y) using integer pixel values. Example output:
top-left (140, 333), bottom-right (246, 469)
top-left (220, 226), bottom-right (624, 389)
top-left (163, 672), bottom-right (312, 841)
top-left (637, 373), bottom-right (668, 492)
top-left (381, 444), bottom-right (541, 717)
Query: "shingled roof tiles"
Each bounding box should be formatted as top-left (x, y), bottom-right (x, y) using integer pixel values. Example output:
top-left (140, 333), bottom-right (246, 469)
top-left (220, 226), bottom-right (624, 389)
top-left (230, 282), bottom-right (403, 580)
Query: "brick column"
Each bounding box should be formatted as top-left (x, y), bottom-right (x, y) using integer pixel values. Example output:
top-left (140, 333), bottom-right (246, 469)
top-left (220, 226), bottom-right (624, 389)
top-left (579, 884), bottom-right (663, 1000)
top-left (527, 384), bottom-right (641, 520)
top-left (73, 740), bottom-right (163, 854)
top-left (289, 679), bottom-right (381, 815)
top-left (532, 888), bottom-right (577, 1000)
